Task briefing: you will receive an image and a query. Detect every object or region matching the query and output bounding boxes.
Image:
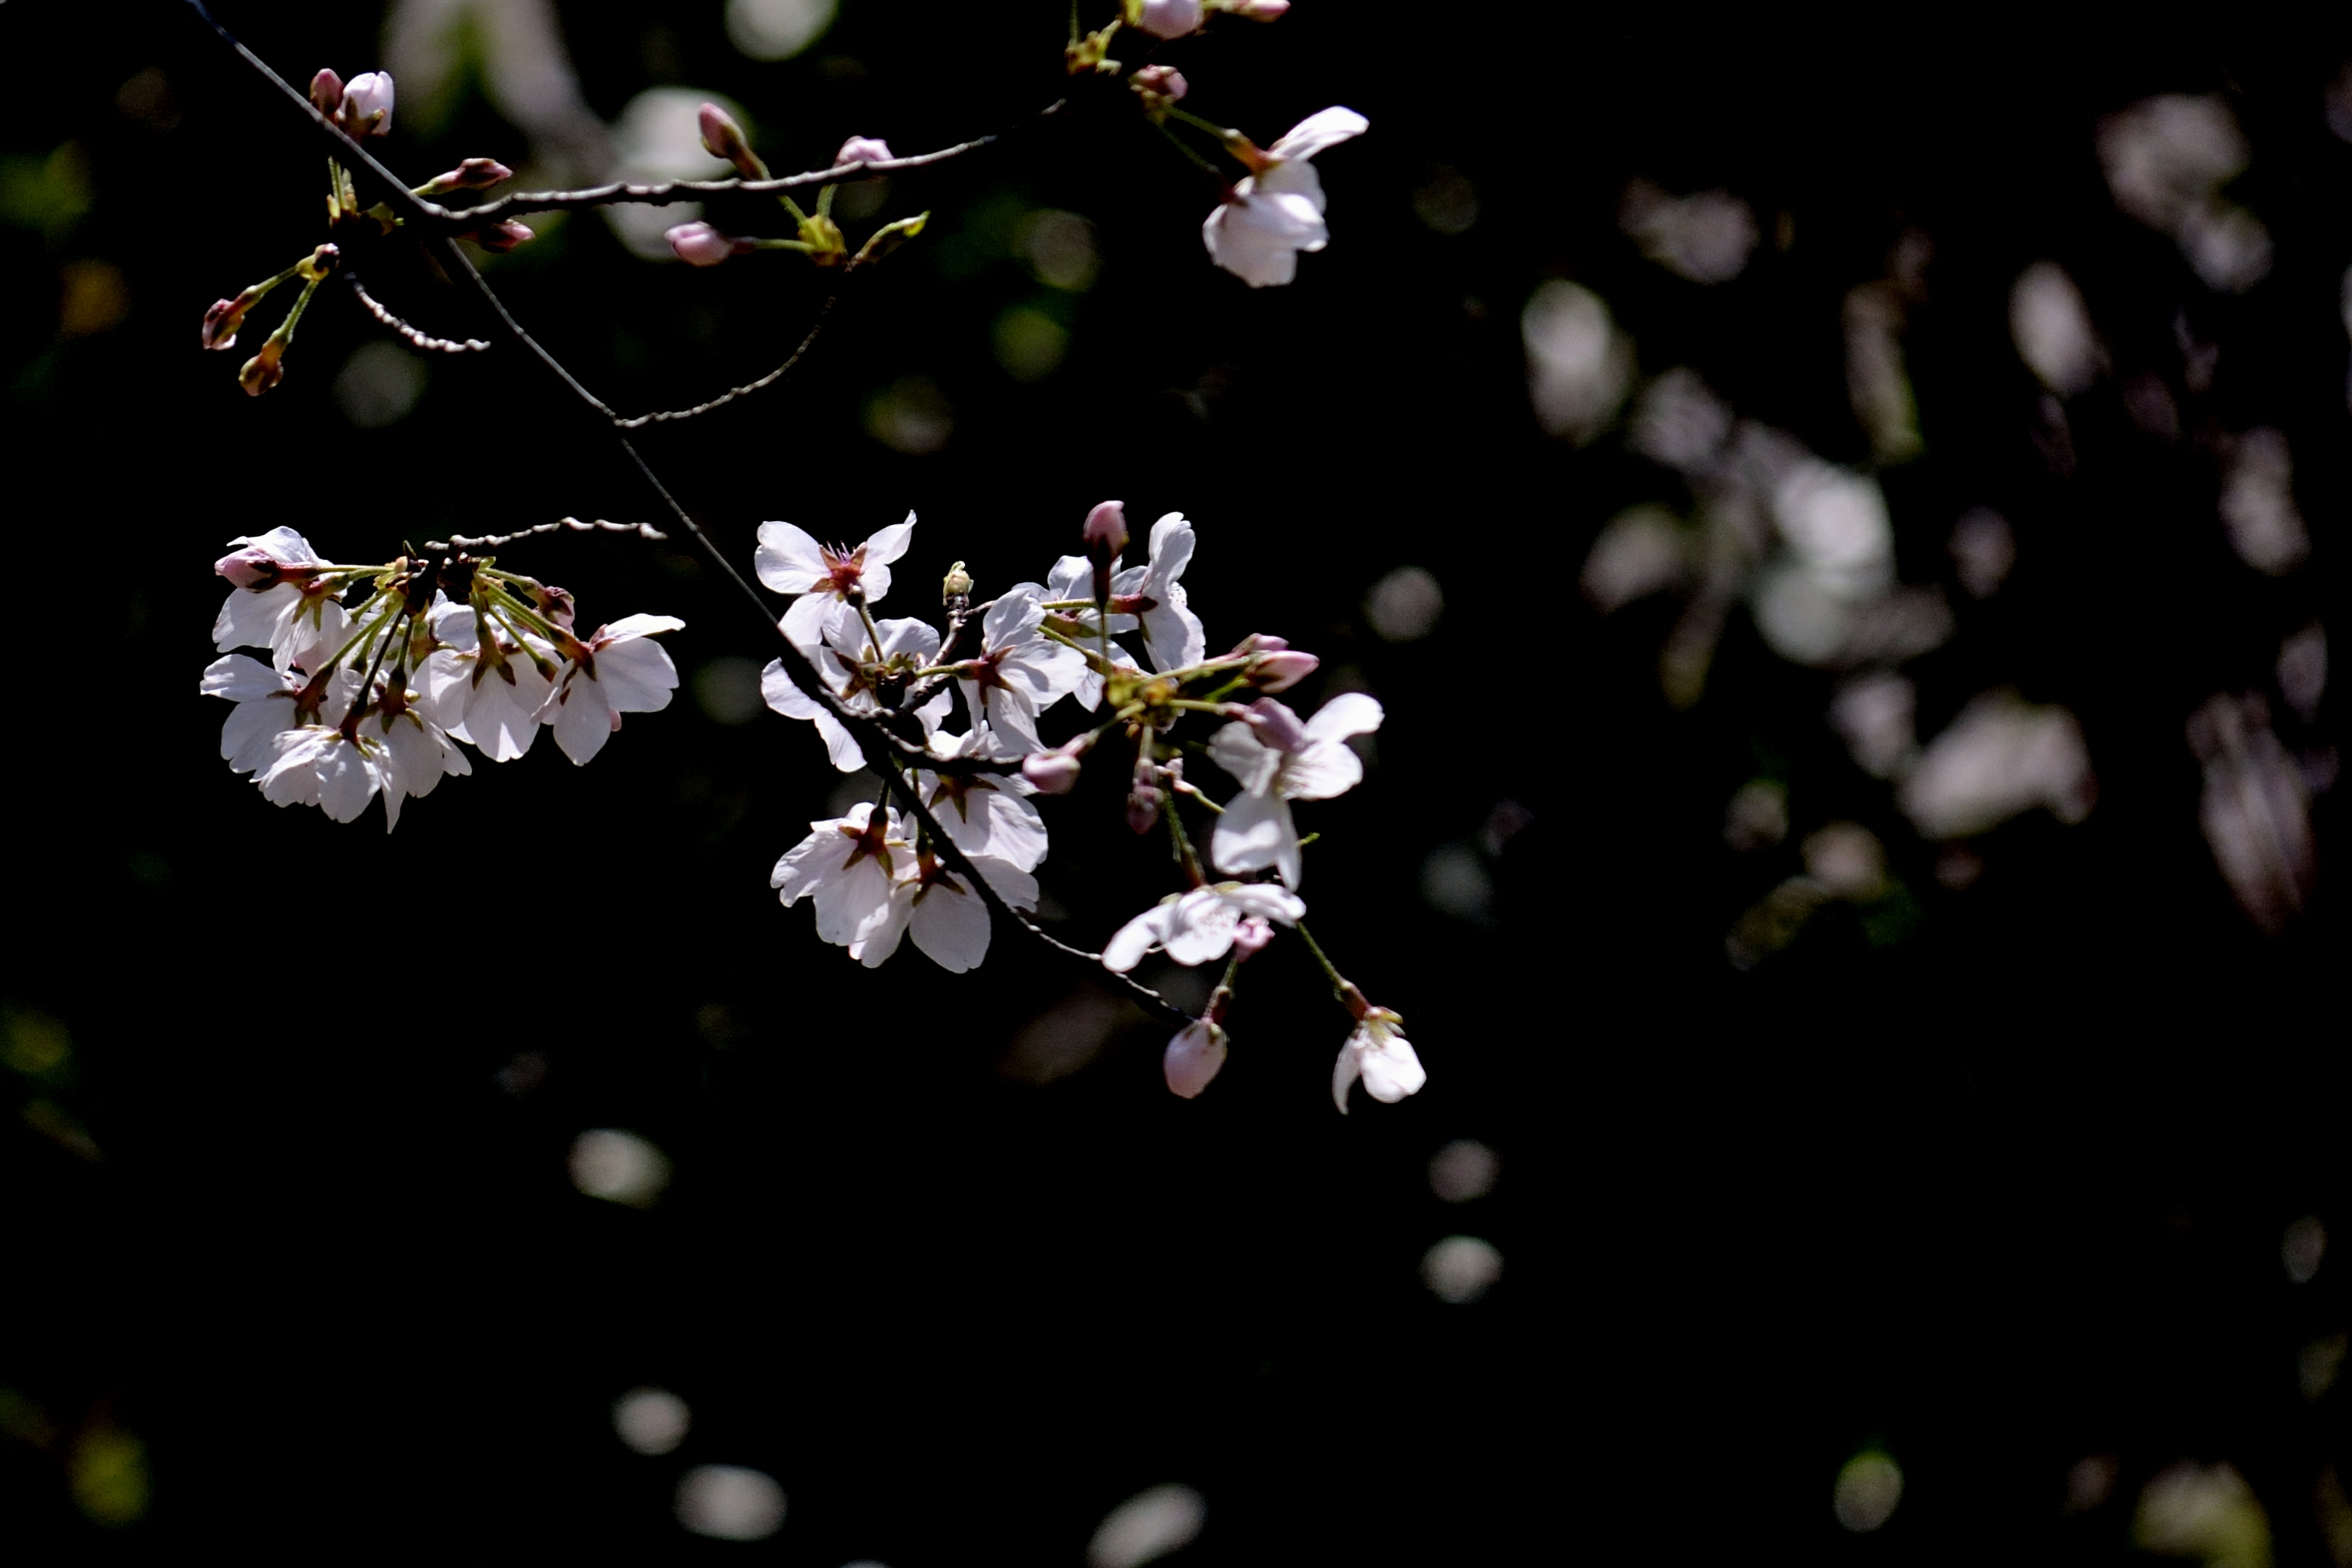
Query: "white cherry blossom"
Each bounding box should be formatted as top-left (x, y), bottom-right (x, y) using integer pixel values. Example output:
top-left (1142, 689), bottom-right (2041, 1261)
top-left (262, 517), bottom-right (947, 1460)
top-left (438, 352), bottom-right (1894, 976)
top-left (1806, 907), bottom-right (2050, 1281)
top-left (415, 607), bottom-right (556, 761)
top-left (539, 615), bottom-right (685, 765)
top-left (955, 584), bottom-right (1085, 752)
top-left (1332, 1010), bottom-right (1426, 1113)
top-left (1208, 692), bottom-right (1383, 887)
top-left (1102, 881), bottom-right (1306, 972)
top-left (773, 802), bottom-right (903, 949)
top-left (755, 513), bottom-right (915, 651)
top-left (211, 526), bottom-right (350, 671)
top-left (256, 724), bottom-right (399, 828)
top-left (762, 613), bottom-right (953, 772)
top-left (918, 727), bottom-right (1049, 873)
top-left (853, 846), bottom-right (1037, 972)
top-left (1202, 107), bottom-right (1367, 288)
top-left (203, 653), bottom-right (333, 775)
top-left (1109, 513), bottom-right (1206, 674)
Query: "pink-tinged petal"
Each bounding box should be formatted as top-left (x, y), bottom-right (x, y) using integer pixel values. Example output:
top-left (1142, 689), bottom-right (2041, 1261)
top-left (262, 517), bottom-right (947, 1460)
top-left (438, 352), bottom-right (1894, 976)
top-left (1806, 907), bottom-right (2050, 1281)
top-left (1102, 900), bottom-right (1179, 972)
top-left (591, 639), bottom-right (680, 714)
top-left (1163, 1021), bottom-right (1227, 1098)
top-left (1268, 106), bottom-right (1368, 164)
top-left (1208, 722), bottom-right (1279, 794)
top-left (909, 875), bottom-right (992, 971)
top-left (1301, 692), bottom-right (1381, 746)
top-left (1210, 788), bottom-right (1298, 884)
top-left (599, 613), bottom-right (686, 640)
top-left (1255, 157), bottom-right (1329, 215)
top-left (550, 677), bottom-right (615, 764)
top-left (754, 521), bottom-right (829, 592)
top-left (1223, 884), bottom-right (1306, 925)
top-left (1331, 1042), bottom-right (1363, 1114)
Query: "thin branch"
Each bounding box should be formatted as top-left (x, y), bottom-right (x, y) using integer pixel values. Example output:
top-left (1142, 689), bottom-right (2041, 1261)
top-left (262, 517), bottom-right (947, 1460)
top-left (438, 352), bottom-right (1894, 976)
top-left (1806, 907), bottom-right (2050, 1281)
top-left (616, 278), bottom-right (849, 429)
top-left (184, 3), bottom-right (1129, 1002)
top-left (428, 105), bottom-right (1066, 228)
top-left (343, 267), bottom-right (490, 352)
top-left (425, 517), bottom-right (667, 552)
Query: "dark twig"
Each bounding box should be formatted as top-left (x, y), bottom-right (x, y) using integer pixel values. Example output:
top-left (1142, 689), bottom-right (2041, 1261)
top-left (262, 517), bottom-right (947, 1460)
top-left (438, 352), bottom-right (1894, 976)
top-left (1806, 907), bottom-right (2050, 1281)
top-left (425, 517), bottom-right (667, 552)
top-left (617, 277), bottom-right (850, 429)
top-left (428, 107), bottom-right (1066, 228)
top-left (343, 267), bottom-right (490, 353)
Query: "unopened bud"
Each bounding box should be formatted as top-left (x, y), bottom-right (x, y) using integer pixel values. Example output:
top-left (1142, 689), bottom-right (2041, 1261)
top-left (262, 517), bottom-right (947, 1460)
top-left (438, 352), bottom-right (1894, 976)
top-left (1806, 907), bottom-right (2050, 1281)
top-left (1126, 780), bottom-right (1163, 835)
top-left (1083, 499), bottom-right (1128, 604)
top-left (1223, 0), bottom-right (1289, 17)
top-left (1251, 649), bottom-right (1318, 693)
top-left (942, 560), bottom-right (974, 605)
top-left (309, 68), bottom-right (344, 116)
top-left (1245, 697), bottom-right (1307, 752)
top-left (1163, 1019), bottom-right (1229, 1098)
top-left (1135, 0), bottom-right (1205, 38)
top-left (665, 221), bottom-right (748, 267)
top-left (699, 102), bottom-right (767, 179)
top-left (534, 584), bottom-right (577, 630)
top-left (834, 135), bottom-right (895, 168)
top-left (237, 339), bottom-right (285, 397)
top-left (466, 219), bottom-right (535, 253)
top-left (214, 546), bottom-right (282, 589)
top-left (1022, 746), bottom-right (1083, 794)
top-left (420, 157), bottom-right (514, 195)
top-left (337, 71), bottom-right (394, 137)
top-left (1129, 65), bottom-right (1189, 107)
top-left (201, 296), bottom-right (249, 351)
top-left (1231, 915), bottom-right (1275, 960)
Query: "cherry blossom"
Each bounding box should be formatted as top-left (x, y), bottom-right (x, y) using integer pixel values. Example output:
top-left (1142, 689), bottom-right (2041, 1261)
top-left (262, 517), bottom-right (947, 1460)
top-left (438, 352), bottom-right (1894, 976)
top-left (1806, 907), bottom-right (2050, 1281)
top-left (755, 513), bottom-right (915, 652)
top-left (773, 802), bottom-right (903, 949)
top-left (1136, 0), bottom-right (1203, 39)
top-left (256, 724), bottom-right (399, 828)
top-left (666, 221), bottom-right (751, 267)
top-left (1163, 1020), bottom-right (1229, 1098)
top-left (854, 847), bottom-right (1037, 972)
top-left (919, 727), bottom-right (1050, 872)
top-left (211, 526), bottom-right (349, 671)
top-left (415, 607), bottom-right (556, 761)
top-left (1208, 692), bottom-right (1383, 887)
top-left (337, 71), bottom-right (394, 136)
top-left (539, 614), bottom-right (685, 765)
top-left (1109, 513), bottom-right (1206, 674)
top-left (761, 613), bottom-right (953, 772)
top-left (202, 653), bottom-right (330, 775)
top-left (1332, 1010), bottom-right (1426, 1113)
top-left (955, 584), bottom-right (1086, 751)
top-left (1102, 882), bottom-right (1306, 972)
top-left (1203, 107), bottom-right (1368, 288)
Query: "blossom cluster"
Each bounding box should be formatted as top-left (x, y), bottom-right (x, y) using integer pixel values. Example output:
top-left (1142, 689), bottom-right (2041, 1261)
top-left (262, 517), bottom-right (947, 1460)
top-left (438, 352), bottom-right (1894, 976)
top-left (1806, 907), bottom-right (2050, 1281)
top-left (200, 527), bottom-right (681, 829)
top-left (752, 501), bottom-right (1423, 1109)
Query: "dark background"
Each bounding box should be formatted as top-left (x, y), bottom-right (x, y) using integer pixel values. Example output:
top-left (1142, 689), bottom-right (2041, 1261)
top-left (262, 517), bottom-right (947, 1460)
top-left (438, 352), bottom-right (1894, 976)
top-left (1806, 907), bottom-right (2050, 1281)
top-left (1, 2), bottom-right (2344, 1559)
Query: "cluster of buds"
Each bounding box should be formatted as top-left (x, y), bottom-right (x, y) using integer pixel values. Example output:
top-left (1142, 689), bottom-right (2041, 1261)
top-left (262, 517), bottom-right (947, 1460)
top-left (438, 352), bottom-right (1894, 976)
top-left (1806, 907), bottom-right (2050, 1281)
top-left (662, 107), bottom-right (927, 271)
top-left (751, 499), bottom-right (1423, 1109)
top-left (200, 66), bottom-right (533, 393)
top-left (201, 528), bottom-right (683, 828)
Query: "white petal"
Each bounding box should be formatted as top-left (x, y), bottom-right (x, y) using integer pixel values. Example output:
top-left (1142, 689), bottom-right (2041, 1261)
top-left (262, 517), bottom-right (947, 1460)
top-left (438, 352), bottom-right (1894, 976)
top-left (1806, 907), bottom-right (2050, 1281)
top-left (1268, 106), bottom-right (1368, 163)
top-left (1210, 788), bottom-right (1298, 886)
top-left (754, 522), bottom-right (828, 592)
top-left (1102, 902), bottom-right (1176, 972)
top-left (909, 876), bottom-right (992, 971)
top-left (592, 639), bottom-right (680, 714)
top-left (551, 678), bottom-right (615, 764)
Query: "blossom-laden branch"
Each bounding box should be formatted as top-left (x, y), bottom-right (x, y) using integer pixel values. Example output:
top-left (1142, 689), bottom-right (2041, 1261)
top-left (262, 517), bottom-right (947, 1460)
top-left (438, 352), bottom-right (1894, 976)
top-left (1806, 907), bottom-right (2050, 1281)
top-left (183, 1), bottom-right (1419, 1103)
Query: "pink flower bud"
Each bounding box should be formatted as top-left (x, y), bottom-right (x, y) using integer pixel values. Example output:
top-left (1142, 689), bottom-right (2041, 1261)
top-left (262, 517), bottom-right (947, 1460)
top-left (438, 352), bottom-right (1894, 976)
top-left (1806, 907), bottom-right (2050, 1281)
top-left (309, 69), bottom-right (345, 116)
top-left (213, 546), bottom-right (282, 589)
top-left (1228, 0), bottom-right (1290, 17)
top-left (665, 221), bottom-right (748, 267)
top-left (834, 136), bottom-right (895, 167)
top-left (1231, 633), bottom-right (1289, 654)
top-left (1231, 916), bottom-right (1275, 960)
top-left (1083, 499), bottom-right (1129, 555)
top-left (1252, 650), bottom-right (1319, 692)
top-left (1136, 0), bottom-right (1204, 38)
top-left (1126, 781), bottom-right (1163, 835)
top-left (1129, 65), bottom-right (1189, 104)
top-left (1245, 697), bottom-right (1307, 752)
top-left (423, 157), bottom-right (514, 194)
top-left (201, 296), bottom-right (248, 351)
top-left (468, 219), bottom-right (535, 253)
top-left (1022, 748), bottom-right (1083, 793)
top-left (1163, 1020), bottom-right (1229, 1098)
top-left (338, 72), bottom-right (394, 137)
